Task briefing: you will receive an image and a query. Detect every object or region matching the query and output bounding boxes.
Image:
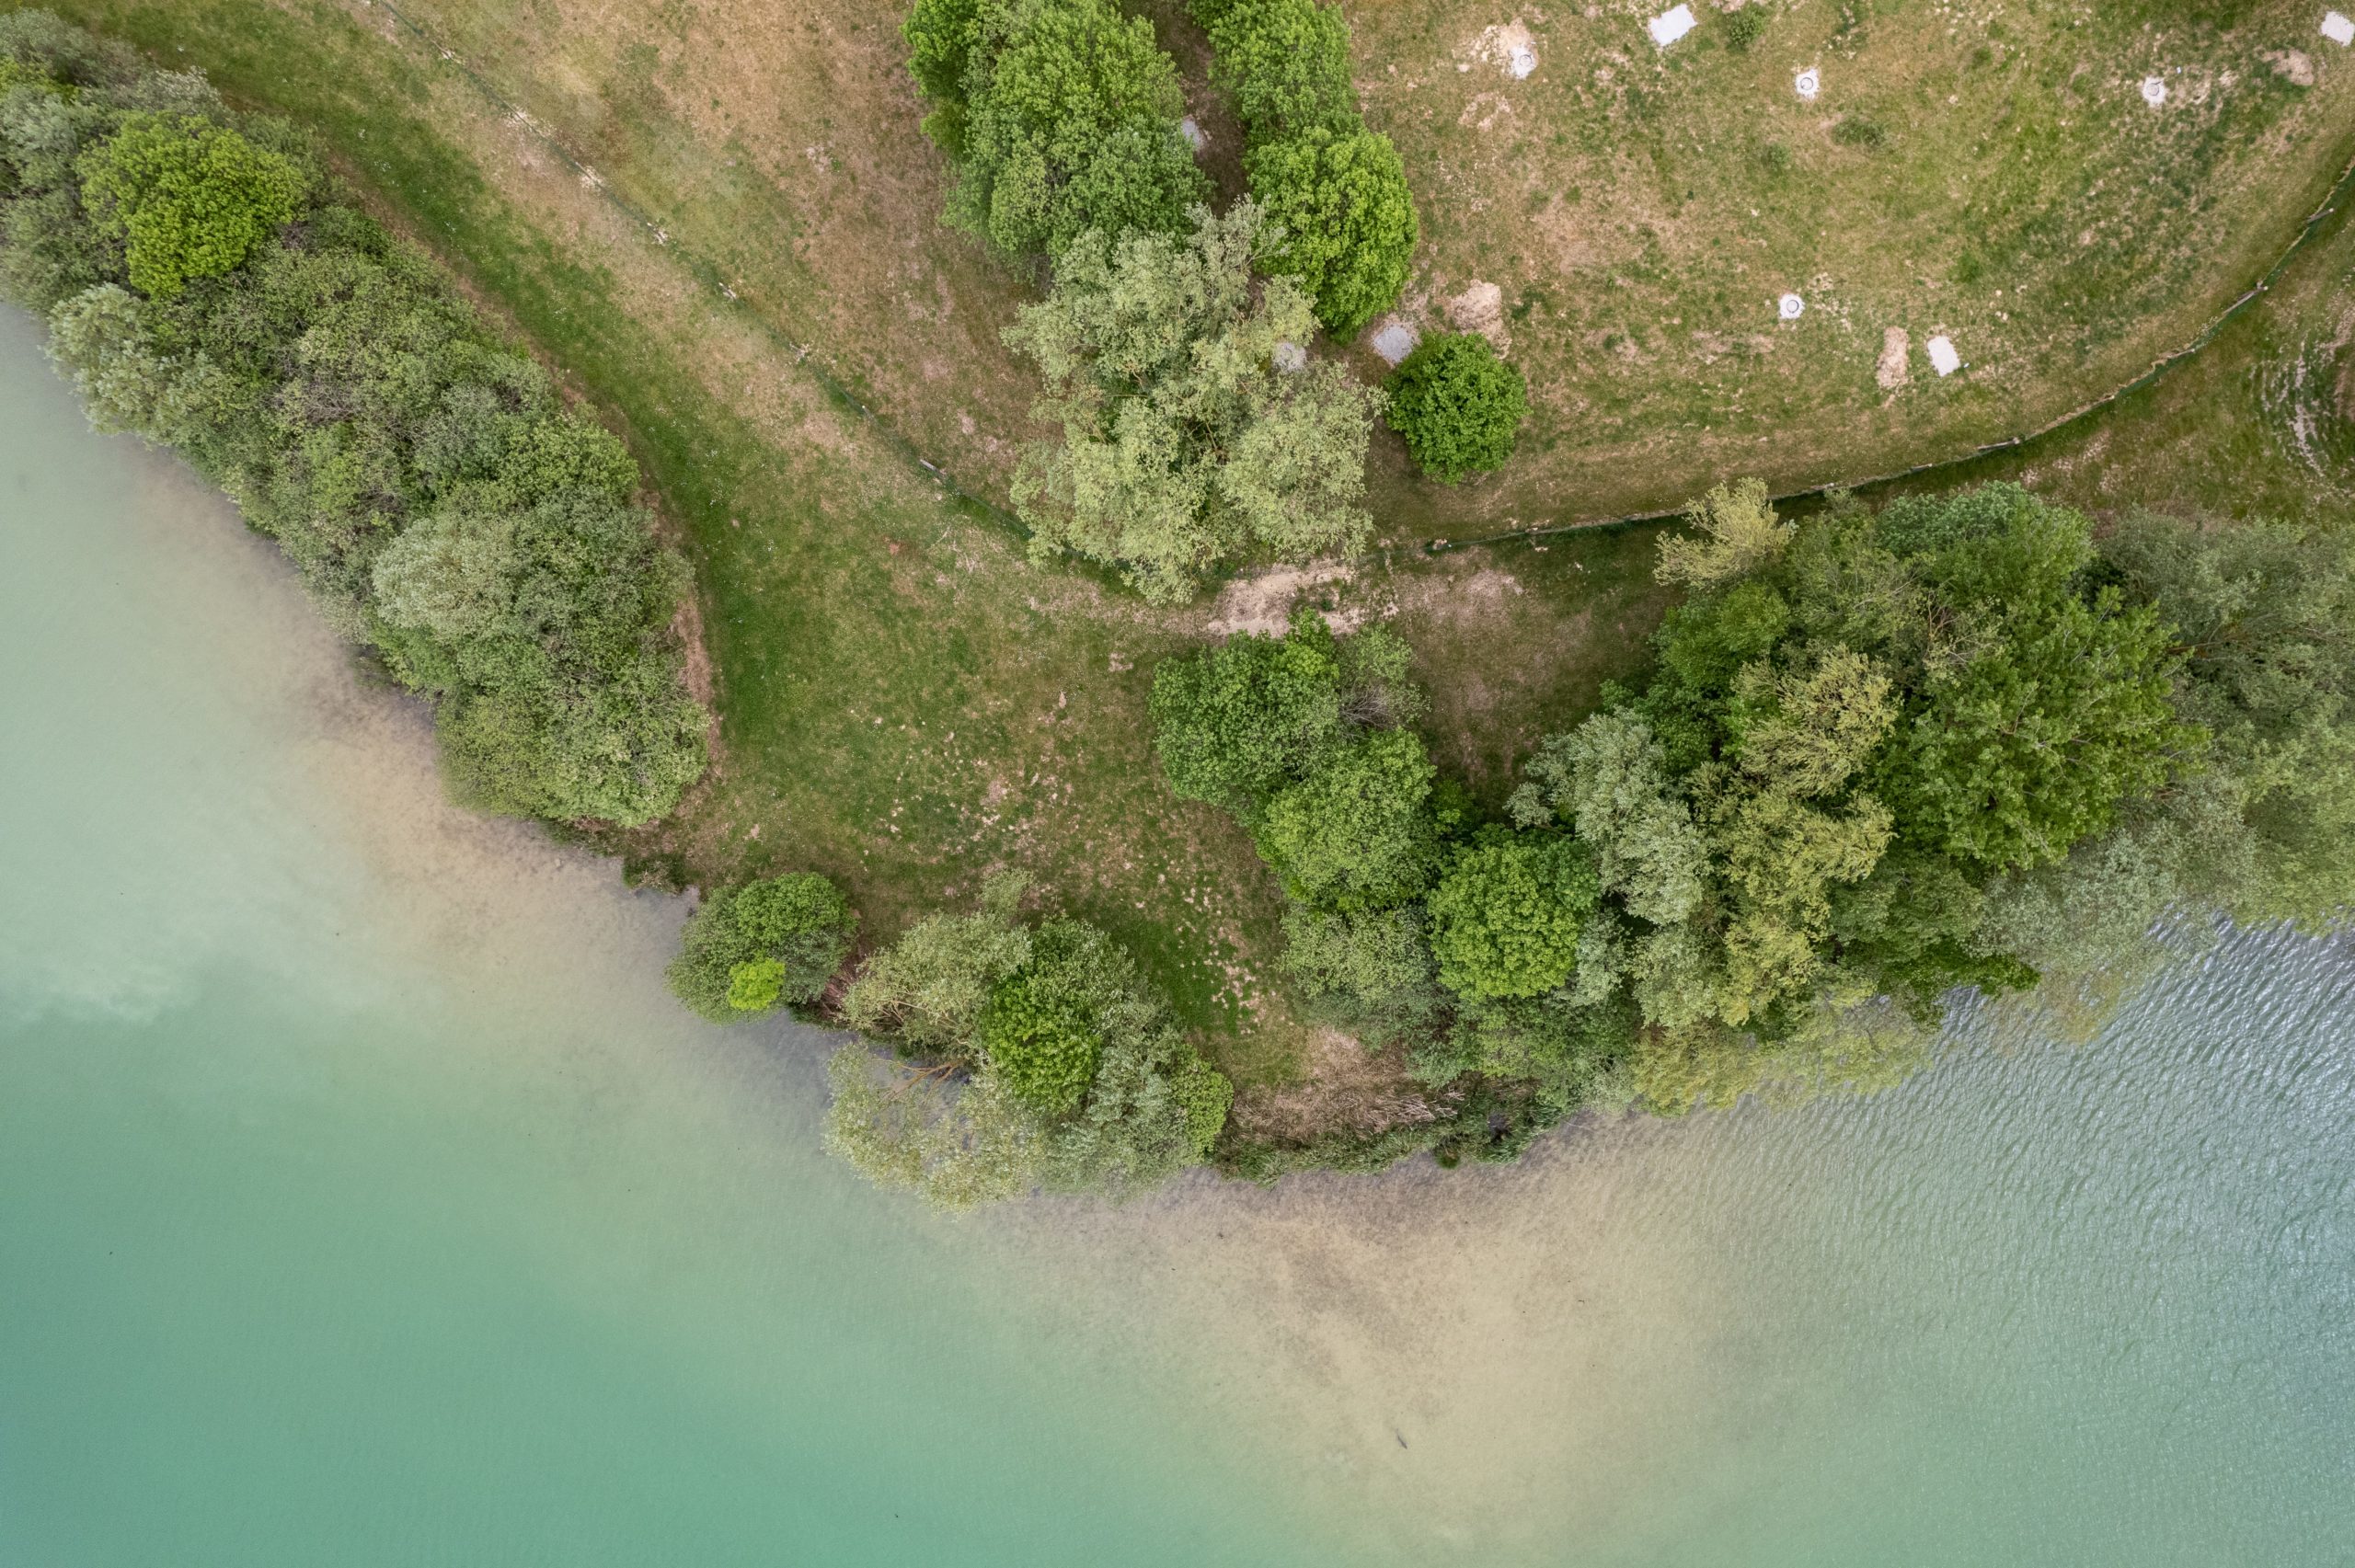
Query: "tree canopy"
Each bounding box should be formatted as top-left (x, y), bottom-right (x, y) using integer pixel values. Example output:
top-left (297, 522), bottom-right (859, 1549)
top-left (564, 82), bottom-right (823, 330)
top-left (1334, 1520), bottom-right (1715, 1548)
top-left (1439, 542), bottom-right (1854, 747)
top-left (905, 0), bottom-right (1206, 258)
top-left (1003, 203), bottom-right (1379, 601)
top-left (76, 112), bottom-right (304, 297)
top-left (1384, 331), bottom-right (1528, 483)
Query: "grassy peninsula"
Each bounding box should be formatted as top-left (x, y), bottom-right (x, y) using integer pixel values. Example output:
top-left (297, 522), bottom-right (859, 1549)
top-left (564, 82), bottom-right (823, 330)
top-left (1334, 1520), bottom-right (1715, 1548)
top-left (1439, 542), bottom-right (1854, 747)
top-left (9, 1), bottom-right (2355, 1206)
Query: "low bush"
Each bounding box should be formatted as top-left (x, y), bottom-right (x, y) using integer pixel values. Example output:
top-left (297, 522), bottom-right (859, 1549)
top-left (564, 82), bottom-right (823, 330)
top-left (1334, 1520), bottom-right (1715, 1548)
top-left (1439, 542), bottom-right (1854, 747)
top-left (1, 18), bottom-right (709, 828)
top-left (1723, 6), bottom-right (1770, 52)
top-left (667, 873), bottom-right (859, 1023)
top-left (1384, 331), bottom-right (1528, 483)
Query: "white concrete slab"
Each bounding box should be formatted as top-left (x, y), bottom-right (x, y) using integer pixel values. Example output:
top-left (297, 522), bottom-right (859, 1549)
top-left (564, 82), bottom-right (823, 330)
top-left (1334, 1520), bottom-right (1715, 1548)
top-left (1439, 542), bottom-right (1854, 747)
top-left (2141, 75), bottom-right (2168, 106)
top-left (1370, 320), bottom-right (1420, 365)
top-left (1926, 335), bottom-right (1962, 377)
top-left (1778, 293), bottom-right (1806, 320)
top-left (2324, 10), bottom-right (2354, 45)
top-left (1648, 5), bottom-right (1697, 49)
top-left (1795, 67), bottom-right (1821, 99)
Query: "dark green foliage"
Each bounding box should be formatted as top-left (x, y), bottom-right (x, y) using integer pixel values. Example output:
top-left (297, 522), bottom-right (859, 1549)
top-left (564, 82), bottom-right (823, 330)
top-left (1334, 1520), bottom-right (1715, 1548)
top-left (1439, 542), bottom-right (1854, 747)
top-left (1149, 606), bottom-right (1345, 811)
top-left (1202, 0), bottom-right (1419, 337)
top-left (75, 112), bottom-right (304, 297)
top-left (1201, 0), bottom-right (1355, 142)
top-left (1257, 727), bottom-right (1440, 910)
top-left (906, 0), bottom-right (1207, 258)
top-left (1426, 830), bottom-right (1600, 1001)
top-left (1246, 125), bottom-right (1419, 336)
top-left (667, 873), bottom-right (859, 1023)
top-left (1384, 331), bottom-right (1528, 483)
top-left (2, 27), bottom-right (708, 829)
top-left (1722, 6), bottom-right (1769, 52)
top-left (982, 928), bottom-right (1108, 1115)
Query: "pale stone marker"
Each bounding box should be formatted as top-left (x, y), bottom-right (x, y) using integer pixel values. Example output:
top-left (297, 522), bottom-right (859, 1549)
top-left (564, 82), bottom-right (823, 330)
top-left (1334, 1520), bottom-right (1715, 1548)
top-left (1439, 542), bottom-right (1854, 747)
top-left (2141, 76), bottom-right (2168, 106)
top-left (1795, 67), bottom-right (1821, 99)
top-left (1371, 320), bottom-right (1420, 365)
top-left (1778, 293), bottom-right (1806, 320)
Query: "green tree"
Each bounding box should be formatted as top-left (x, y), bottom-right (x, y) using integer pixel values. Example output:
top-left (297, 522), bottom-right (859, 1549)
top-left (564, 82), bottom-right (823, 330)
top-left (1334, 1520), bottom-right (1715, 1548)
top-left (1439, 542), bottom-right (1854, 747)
top-left (841, 872), bottom-right (1033, 1052)
top-left (1004, 203), bottom-right (1378, 601)
top-left (1655, 478), bottom-right (1793, 589)
top-left (1426, 830), bottom-right (1600, 1001)
top-left (1246, 125), bottom-right (1418, 336)
top-left (667, 873), bottom-right (860, 1023)
top-left (1384, 332), bottom-right (1528, 482)
top-left (1511, 711), bottom-right (1708, 926)
top-left (1201, 0), bottom-right (1355, 141)
top-left (1256, 727), bottom-right (1440, 910)
top-left (980, 922), bottom-right (1112, 1116)
top-left (1149, 607), bottom-right (1345, 811)
top-left (921, 0), bottom-right (1207, 258)
top-left (76, 112), bottom-right (305, 297)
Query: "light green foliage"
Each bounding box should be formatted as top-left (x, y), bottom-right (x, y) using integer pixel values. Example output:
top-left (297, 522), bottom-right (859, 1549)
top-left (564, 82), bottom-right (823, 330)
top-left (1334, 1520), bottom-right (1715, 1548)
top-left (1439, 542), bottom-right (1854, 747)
top-left (1257, 728), bottom-right (1440, 910)
top-left (1731, 648), bottom-right (1896, 796)
top-left (666, 872), bottom-right (859, 1023)
top-left (1384, 331), bottom-right (1528, 483)
top-left (1004, 203), bottom-right (1378, 602)
top-left (370, 508), bottom-right (519, 639)
top-left (829, 881), bottom-right (1232, 1204)
top-left (1426, 831), bottom-right (1600, 1001)
top-left (76, 112), bottom-right (304, 297)
top-left (1655, 478), bottom-right (1793, 589)
top-left (1511, 711), bottom-right (1706, 925)
top-left (1201, 0), bottom-right (1355, 142)
top-left (1245, 126), bottom-right (1419, 337)
top-left (823, 1048), bottom-right (1045, 1212)
top-left (726, 959), bottom-right (788, 1013)
top-left (911, 0), bottom-right (1206, 258)
top-left (841, 871), bottom-right (1034, 1053)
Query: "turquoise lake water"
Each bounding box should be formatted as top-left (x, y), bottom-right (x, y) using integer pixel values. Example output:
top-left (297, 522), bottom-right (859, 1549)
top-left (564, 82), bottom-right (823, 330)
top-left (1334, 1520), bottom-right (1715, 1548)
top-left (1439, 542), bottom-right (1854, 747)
top-left (3, 305), bottom-right (2351, 1565)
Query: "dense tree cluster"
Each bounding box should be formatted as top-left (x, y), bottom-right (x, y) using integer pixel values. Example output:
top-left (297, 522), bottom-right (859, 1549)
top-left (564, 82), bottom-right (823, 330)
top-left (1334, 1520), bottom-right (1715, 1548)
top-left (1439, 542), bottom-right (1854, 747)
top-left (824, 875), bottom-right (1234, 1208)
top-left (902, 0), bottom-right (1207, 259)
top-left (1194, 0), bottom-right (1418, 337)
top-left (1152, 608), bottom-right (1632, 1158)
top-left (1156, 479), bottom-right (2355, 1165)
top-left (0, 18), bottom-right (708, 826)
top-left (1384, 331), bottom-right (1528, 482)
top-left (1003, 202), bottom-right (1379, 601)
top-left (667, 874), bottom-right (859, 1023)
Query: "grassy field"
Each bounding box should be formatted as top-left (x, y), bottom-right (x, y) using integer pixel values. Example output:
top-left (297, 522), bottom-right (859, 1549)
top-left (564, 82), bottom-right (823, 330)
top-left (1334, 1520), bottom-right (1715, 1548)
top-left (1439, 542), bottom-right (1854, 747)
top-left (192, 0), bottom-right (2355, 549)
top-left (28, 0), bottom-right (2352, 1146)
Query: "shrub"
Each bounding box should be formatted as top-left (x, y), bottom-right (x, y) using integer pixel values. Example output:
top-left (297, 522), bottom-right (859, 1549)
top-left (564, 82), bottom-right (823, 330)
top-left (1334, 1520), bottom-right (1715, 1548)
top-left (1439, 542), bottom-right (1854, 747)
top-left (1148, 606), bottom-right (1346, 811)
top-left (1426, 831), bottom-right (1600, 1001)
top-left (666, 873), bottom-right (859, 1023)
top-left (76, 112), bottom-right (305, 297)
top-left (910, 0), bottom-right (1206, 258)
top-left (1245, 125), bottom-right (1418, 336)
top-left (1201, 0), bottom-right (1355, 142)
top-left (1004, 202), bottom-right (1378, 601)
top-left (1384, 331), bottom-right (1528, 482)
top-left (827, 885), bottom-right (1235, 1204)
top-left (1257, 727), bottom-right (1441, 910)
top-left (981, 950), bottom-right (1106, 1114)
top-left (1723, 6), bottom-right (1770, 52)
